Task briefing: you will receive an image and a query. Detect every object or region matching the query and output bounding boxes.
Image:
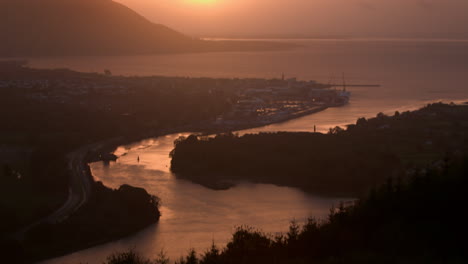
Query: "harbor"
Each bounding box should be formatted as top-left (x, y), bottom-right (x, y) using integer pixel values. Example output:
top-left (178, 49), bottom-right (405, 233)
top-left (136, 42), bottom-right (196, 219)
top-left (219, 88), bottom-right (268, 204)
top-left (216, 74), bottom-right (353, 129)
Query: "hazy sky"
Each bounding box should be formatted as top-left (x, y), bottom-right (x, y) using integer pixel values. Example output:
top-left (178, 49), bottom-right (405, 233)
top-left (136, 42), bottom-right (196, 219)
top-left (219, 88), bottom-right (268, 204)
top-left (115, 0), bottom-right (468, 38)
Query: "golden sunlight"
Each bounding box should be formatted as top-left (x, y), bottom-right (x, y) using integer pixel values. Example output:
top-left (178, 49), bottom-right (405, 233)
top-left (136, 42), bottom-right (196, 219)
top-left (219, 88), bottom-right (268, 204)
top-left (185, 0), bottom-right (219, 5)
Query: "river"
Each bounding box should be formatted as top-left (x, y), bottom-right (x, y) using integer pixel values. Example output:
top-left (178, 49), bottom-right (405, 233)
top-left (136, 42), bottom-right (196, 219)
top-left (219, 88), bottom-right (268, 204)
top-left (40, 39), bottom-right (468, 263)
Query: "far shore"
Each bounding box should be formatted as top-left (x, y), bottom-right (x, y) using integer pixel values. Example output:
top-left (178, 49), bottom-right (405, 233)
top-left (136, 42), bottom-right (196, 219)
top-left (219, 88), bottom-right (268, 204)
top-left (90, 105), bottom-right (333, 160)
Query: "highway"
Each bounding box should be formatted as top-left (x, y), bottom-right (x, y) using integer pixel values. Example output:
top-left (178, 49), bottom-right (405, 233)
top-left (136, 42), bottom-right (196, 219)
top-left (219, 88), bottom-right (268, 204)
top-left (43, 145), bottom-right (93, 224)
top-left (13, 139), bottom-right (118, 239)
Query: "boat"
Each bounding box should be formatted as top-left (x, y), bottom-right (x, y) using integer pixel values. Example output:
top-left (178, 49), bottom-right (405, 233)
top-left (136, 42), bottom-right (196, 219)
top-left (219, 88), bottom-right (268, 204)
top-left (337, 90), bottom-right (351, 104)
top-left (329, 73), bottom-right (351, 106)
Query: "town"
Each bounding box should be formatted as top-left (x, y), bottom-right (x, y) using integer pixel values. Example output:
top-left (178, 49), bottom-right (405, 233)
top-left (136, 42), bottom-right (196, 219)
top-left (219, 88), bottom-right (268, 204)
top-left (1, 61), bottom-right (350, 129)
top-left (226, 74), bottom-right (350, 126)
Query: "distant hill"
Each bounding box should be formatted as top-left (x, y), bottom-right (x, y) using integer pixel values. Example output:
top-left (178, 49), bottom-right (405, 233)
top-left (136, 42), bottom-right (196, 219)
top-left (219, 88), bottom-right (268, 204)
top-left (0, 0), bottom-right (291, 57)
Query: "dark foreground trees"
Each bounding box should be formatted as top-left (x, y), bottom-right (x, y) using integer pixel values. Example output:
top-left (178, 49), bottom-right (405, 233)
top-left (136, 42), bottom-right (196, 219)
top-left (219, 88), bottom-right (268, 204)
top-left (1, 182), bottom-right (160, 263)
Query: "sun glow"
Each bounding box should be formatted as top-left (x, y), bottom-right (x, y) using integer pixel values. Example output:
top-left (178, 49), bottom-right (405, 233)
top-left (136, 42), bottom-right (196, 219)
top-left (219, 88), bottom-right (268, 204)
top-left (185, 0), bottom-right (219, 5)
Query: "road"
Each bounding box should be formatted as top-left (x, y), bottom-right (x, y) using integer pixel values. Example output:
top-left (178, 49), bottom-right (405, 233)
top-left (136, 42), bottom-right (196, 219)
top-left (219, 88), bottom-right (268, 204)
top-left (13, 139), bottom-right (120, 239)
top-left (43, 145), bottom-right (93, 224)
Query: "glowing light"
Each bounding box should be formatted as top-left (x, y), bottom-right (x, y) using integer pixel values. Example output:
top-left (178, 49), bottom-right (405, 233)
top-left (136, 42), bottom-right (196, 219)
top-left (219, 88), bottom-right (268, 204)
top-left (185, 0), bottom-right (219, 5)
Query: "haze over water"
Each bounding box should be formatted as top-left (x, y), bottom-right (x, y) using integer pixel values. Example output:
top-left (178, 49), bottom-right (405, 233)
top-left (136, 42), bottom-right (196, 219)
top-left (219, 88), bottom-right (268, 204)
top-left (41, 39), bottom-right (468, 263)
top-left (31, 39), bottom-right (468, 131)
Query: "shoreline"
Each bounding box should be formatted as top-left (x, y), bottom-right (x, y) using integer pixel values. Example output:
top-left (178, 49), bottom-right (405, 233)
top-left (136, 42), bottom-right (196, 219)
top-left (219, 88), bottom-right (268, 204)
top-left (36, 103), bottom-right (339, 263)
top-left (170, 102), bottom-right (468, 202)
top-left (90, 104), bottom-right (334, 155)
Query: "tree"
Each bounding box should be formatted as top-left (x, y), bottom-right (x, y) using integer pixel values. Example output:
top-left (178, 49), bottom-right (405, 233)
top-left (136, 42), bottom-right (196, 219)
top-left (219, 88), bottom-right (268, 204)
top-left (104, 249), bottom-right (153, 264)
top-left (176, 249), bottom-right (199, 264)
top-left (377, 112), bottom-right (387, 119)
top-left (154, 250), bottom-right (170, 264)
top-left (356, 117), bottom-right (368, 126)
top-left (287, 220), bottom-right (300, 243)
top-left (328, 126), bottom-right (344, 135)
top-left (201, 242), bottom-right (220, 264)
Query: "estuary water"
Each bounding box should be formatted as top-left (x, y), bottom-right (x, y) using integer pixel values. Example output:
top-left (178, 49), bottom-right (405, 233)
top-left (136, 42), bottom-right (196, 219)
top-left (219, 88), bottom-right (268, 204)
top-left (40, 39), bottom-right (468, 263)
top-left (43, 134), bottom-right (343, 264)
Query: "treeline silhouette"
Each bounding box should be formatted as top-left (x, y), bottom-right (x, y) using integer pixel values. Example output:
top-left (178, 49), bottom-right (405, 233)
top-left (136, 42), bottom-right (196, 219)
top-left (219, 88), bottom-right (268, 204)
top-left (171, 103), bottom-right (468, 196)
top-left (0, 147), bottom-right (70, 237)
top-left (2, 182), bottom-right (160, 263)
top-left (103, 154), bottom-right (468, 264)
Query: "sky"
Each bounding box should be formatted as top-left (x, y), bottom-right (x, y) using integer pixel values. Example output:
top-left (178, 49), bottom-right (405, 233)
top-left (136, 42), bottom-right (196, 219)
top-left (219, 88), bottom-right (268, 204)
top-left (115, 0), bottom-right (468, 38)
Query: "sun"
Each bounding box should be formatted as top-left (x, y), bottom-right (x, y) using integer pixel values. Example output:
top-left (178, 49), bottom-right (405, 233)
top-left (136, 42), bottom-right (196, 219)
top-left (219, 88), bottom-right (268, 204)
top-left (185, 0), bottom-right (219, 5)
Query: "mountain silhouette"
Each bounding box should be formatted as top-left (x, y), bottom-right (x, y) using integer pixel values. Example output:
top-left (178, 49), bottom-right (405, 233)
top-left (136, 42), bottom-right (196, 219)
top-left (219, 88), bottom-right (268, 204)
top-left (0, 0), bottom-right (290, 57)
